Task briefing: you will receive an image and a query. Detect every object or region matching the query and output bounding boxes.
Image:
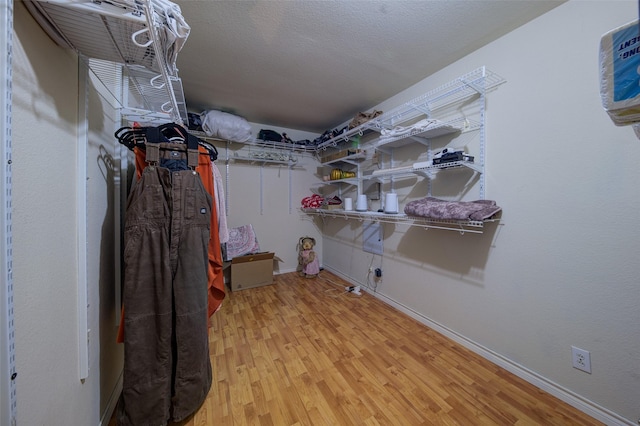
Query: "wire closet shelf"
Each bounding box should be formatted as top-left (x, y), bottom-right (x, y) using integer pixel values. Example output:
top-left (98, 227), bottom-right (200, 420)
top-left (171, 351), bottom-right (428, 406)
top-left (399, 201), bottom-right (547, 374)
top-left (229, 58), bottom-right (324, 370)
top-left (302, 208), bottom-right (499, 235)
top-left (26, 0), bottom-right (188, 125)
top-left (315, 66), bottom-right (504, 152)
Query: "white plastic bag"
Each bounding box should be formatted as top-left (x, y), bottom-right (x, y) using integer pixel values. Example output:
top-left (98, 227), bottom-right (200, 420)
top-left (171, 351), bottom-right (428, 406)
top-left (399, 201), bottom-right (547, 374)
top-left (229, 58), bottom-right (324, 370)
top-left (201, 110), bottom-right (252, 142)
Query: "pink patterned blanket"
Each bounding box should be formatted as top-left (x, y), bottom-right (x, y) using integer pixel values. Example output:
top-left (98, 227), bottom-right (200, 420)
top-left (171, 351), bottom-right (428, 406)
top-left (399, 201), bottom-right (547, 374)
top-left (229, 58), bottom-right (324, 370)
top-left (225, 224), bottom-right (261, 261)
top-left (404, 197), bottom-right (501, 221)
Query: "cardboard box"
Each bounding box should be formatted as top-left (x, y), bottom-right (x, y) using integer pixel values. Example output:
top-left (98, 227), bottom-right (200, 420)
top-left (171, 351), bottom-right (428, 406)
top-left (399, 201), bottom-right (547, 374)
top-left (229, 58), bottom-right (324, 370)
top-left (322, 204), bottom-right (343, 210)
top-left (229, 252), bottom-right (281, 291)
top-left (320, 148), bottom-right (363, 164)
top-left (320, 150), bottom-right (346, 164)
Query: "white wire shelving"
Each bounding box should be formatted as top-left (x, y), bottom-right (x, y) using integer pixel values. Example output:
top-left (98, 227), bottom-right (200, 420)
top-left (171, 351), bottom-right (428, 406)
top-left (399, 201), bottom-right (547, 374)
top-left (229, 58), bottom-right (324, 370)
top-left (306, 66), bottom-right (505, 234)
top-left (232, 153), bottom-right (301, 167)
top-left (314, 67), bottom-right (504, 152)
top-left (190, 130), bottom-right (318, 155)
top-left (24, 0), bottom-right (188, 125)
top-left (22, 1), bottom-right (505, 234)
top-left (302, 208), bottom-right (499, 234)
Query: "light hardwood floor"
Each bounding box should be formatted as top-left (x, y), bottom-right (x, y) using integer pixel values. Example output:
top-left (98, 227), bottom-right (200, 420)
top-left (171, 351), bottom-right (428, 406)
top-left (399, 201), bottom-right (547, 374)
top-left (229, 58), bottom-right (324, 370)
top-left (112, 271), bottom-right (602, 425)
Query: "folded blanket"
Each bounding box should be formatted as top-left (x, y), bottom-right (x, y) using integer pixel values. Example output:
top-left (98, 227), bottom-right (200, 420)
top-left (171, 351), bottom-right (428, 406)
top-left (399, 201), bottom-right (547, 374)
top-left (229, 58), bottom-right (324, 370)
top-left (379, 119), bottom-right (459, 141)
top-left (404, 197), bottom-right (501, 221)
top-left (224, 224), bottom-right (260, 261)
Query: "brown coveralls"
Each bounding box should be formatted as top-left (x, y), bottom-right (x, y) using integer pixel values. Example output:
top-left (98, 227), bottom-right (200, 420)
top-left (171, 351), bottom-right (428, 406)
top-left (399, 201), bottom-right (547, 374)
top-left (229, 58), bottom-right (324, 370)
top-left (117, 142), bottom-right (212, 425)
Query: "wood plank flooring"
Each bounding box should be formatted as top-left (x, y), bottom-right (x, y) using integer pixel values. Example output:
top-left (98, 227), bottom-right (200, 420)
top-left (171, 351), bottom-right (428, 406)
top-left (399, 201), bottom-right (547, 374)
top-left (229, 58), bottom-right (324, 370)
top-left (112, 271), bottom-right (603, 425)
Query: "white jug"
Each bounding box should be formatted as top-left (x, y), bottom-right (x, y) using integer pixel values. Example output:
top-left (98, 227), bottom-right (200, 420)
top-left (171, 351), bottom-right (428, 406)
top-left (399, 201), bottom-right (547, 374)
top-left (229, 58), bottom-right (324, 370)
top-left (356, 194), bottom-right (368, 211)
top-left (384, 193), bottom-right (399, 214)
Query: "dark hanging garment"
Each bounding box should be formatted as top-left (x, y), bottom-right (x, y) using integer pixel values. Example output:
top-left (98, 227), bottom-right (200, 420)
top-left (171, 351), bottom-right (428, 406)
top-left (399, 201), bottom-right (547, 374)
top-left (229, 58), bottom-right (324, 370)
top-left (117, 139), bottom-right (212, 425)
top-left (114, 124), bottom-right (224, 346)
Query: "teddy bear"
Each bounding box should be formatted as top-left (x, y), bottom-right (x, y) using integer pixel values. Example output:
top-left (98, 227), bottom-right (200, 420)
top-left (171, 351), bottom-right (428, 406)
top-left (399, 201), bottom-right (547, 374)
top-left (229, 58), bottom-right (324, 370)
top-left (298, 236), bottom-right (320, 278)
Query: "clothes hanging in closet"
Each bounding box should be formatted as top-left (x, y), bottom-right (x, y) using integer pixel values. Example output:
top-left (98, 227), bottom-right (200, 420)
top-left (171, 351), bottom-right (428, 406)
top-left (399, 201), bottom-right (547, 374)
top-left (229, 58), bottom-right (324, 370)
top-left (132, 144), bottom-right (226, 316)
top-left (212, 161), bottom-right (229, 245)
top-left (115, 126), bottom-right (226, 345)
top-left (117, 139), bottom-right (212, 425)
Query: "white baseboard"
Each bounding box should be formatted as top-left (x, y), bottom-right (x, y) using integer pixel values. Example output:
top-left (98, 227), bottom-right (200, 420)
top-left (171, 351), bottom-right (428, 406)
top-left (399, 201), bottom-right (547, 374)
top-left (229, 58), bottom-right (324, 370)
top-left (323, 266), bottom-right (634, 426)
top-left (99, 369), bottom-right (123, 426)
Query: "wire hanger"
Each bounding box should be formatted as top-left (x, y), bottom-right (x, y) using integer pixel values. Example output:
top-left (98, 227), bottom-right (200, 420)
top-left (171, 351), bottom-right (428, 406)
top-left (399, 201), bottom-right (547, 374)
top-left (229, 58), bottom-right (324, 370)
top-left (115, 123), bottom-right (218, 161)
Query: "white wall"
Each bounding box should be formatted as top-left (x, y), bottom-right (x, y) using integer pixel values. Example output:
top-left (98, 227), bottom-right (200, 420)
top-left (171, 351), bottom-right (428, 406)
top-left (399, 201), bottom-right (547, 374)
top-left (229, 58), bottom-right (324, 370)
top-left (86, 61), bottom-right (126, 422)
top-left (322, 1), bottom-right (640, 424)
top-left (12, 3), bottom-right (90, 424)
top-left (9, 0), bottom-right (640, 425)
top-left (12, 3), bottom-right (123, 424)
top-left (213, 123), bottom-right (324, 272)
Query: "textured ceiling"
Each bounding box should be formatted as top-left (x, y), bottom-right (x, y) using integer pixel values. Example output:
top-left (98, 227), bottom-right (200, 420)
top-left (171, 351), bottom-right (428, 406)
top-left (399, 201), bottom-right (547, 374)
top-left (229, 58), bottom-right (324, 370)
top-left (174, 0), bottom-right (564, 133)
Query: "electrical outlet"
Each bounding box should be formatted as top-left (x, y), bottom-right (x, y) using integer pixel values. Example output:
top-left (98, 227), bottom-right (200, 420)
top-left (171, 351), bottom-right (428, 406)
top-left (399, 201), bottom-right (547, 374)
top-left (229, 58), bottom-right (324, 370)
top-left (571, 346), bottom-right (591, 374)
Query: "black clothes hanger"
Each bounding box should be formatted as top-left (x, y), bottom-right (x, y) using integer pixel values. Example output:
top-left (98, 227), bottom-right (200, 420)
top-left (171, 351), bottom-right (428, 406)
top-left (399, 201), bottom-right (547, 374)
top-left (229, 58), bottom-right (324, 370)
top-left (159, 123), bottom-right (218, 161)
top-left (115, 123), bottom-right (218, 161)
top-left (197, 140), bottom-right (218, 161)
top-left (114, 126), bottom-right (147, 150)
